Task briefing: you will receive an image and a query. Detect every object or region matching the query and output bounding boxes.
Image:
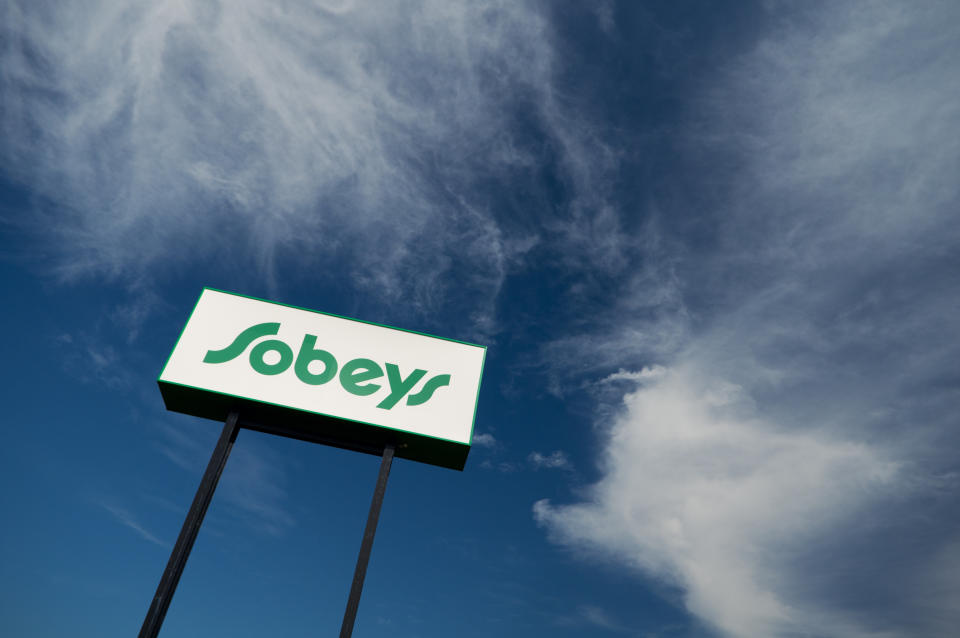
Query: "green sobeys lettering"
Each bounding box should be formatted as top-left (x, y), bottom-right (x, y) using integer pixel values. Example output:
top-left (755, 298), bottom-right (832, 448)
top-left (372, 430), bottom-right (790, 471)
top-left (378, 364), bottom-right (427, 410)
top-left (204, 322), bottom-right (280, 363)
top-left (406, 374), bottom-right (451, 406)
top-left (250, 339), bottom-right (293, 375)
top-left (340, 358), bottom-right (383, 396)
top-left (295, 334), bottom-right (337, 385)
top-left (203, 323), bottom-right (451, 410)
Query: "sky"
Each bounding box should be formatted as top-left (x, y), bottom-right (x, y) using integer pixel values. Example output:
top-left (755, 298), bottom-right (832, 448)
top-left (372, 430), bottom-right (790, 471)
top-left (1, 1), bottom-right (959, 637)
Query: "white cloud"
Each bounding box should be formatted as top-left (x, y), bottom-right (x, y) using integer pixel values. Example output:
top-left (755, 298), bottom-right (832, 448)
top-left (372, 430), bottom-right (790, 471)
top-left (0, 0), bottom-right (615, 338)
top-left (472, 432), bottom-right (497, 448)
top-left (577, 604), bottom-right (621, 632)
top-left (537, 219), bottom-right (689, 395)
top-left (555, 603), bottom-right (625, 633)
top-left (528, 450), bottom-right (572, 471)
top-left (99, 501), bottom-right (169, 548)
top-left (536, 366), bottom-right (900, 637)
top-left (537, 2), bottom-right (960, 636)
top-left (599, 366), bottom-right (666, 385)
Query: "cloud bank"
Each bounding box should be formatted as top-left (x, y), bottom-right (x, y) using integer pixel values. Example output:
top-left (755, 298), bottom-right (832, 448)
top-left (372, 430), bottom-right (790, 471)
top-left (537, 2), bottom-right (960, 636)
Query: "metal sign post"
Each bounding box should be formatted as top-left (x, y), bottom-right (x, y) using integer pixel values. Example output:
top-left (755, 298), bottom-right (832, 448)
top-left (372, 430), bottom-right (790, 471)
top-left (340, 444), bottom-right (394, 638)
top-left (139, 411), bottom-right (240, 638)
top-left (138, 417), bottom-right (397, 638)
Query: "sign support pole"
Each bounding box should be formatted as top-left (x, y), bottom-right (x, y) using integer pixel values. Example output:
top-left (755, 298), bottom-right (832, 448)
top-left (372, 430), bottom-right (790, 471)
top-left (339, 443), bottom-right (395, 638)
top-left (139, 411), bottom-right (241, 638)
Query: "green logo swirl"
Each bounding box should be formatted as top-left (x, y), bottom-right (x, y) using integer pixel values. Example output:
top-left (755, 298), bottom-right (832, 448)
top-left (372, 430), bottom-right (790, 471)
top-left (203, 322), bottom-right (280, 363)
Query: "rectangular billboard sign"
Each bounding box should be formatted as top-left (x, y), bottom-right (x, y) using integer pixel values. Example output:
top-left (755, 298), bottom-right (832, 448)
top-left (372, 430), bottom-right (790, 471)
top-left (158, 288), bottom-right (486, 470)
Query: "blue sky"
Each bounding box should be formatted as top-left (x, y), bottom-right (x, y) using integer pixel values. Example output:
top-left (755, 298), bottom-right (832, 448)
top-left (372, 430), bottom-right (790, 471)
top-left (2, 1), bottom-right (959, 636)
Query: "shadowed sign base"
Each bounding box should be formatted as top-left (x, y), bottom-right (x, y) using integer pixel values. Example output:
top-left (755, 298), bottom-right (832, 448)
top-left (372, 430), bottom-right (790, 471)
top-left (158, 380), bottom-right (470, 470)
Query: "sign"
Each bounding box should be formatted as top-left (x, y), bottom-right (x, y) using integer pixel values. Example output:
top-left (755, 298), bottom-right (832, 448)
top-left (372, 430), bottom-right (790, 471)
top-left (158, 288), bottom-right (486, 470)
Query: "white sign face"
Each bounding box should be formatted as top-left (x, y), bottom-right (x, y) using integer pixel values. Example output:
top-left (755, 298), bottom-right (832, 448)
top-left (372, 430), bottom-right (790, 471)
top-left (158, 289), bottom-right (486, 469)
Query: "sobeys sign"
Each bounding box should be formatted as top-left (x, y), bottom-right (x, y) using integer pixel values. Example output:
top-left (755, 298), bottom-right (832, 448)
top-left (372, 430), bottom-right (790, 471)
top-left (202, 322), bottom-right (454, 410)
top-left (158, 289), bottom-right (486, 470)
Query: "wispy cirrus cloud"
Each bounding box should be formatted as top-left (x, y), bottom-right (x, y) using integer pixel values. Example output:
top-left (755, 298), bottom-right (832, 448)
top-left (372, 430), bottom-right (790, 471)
top-left (152, 420), bottom-right (295, 536)
top-left (528, 450), bottom-right (572, 471)
top-left (471, 432), bottom-right (497, 448)
top-left (98, 501), bottom-right (169, 548)
top-left (0, 0), bottom-right (618, 338)
top-left (537, 2), bottom-right (960, 636)
top-left (218, 441), bottom-right (297, 537)
top-left (554, 603), bottom-right (626, 633)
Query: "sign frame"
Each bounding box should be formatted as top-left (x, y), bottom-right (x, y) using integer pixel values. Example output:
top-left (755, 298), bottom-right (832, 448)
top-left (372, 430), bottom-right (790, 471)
top-left (158, 288), bottom-right (487, 470)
